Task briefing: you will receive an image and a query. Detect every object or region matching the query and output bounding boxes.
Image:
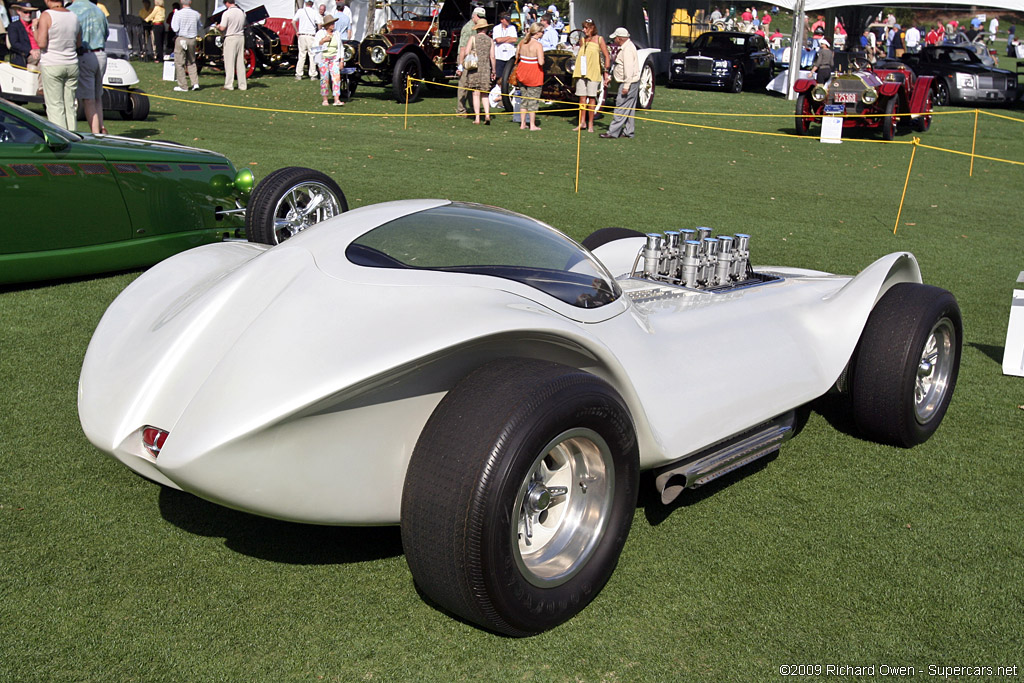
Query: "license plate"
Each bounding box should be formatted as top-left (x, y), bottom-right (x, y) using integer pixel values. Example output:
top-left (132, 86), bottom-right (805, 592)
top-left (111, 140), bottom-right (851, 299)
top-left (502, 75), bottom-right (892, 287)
top-left (834, 92), bottom-right (857, 103)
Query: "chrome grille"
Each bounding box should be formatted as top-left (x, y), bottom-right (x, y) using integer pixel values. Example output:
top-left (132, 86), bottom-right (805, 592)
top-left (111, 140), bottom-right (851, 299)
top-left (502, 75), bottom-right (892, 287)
top-left (685, 56), bottom-right (713, 74)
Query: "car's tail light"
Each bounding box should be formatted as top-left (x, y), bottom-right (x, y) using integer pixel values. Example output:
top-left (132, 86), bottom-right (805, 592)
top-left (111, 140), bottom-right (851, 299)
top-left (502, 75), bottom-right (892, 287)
top-left (142, 427), bottom-right (169, 458)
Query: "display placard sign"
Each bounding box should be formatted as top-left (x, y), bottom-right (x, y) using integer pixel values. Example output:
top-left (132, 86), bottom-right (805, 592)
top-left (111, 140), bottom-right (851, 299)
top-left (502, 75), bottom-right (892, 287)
top-left (820, 104), bottom-right (845, 144)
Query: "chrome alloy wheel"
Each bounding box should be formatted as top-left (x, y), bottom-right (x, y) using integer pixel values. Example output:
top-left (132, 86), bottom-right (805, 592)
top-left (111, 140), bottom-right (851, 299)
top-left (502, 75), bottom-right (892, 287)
top-left (513, 428), bottom-right (614, 587)
top-left (271, 181), bottom-right (343, 244)
top-left (915, 317), bottom-right (956, 423)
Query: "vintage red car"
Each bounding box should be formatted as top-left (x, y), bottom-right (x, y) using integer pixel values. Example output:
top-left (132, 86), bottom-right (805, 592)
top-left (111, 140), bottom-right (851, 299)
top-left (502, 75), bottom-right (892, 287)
top-left (794, 60), bottom-right (934, 140)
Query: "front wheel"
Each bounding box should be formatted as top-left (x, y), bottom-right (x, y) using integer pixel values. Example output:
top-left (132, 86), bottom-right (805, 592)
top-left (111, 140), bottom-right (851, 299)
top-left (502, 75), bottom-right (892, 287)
top-left (245, 167), bottom-right (347, 245)
top-left (933, 80), bottom-right (950, 106)
top-left (729, 67), bottom-right (744, 93)
top-left (401, 358), bottom-right (639, 636)
top-left (912, 91), bottom-right (932, 132)
top-left (637, 59), bottom-right (655, 109)
top-left (849, 283), bottom-right (962, 447)
top-left (392, 52), bottom-right (423, 103)
top-left (881, 97), bottom-right (898, 141)
top-left (794, 93), bottom-right (812, 135)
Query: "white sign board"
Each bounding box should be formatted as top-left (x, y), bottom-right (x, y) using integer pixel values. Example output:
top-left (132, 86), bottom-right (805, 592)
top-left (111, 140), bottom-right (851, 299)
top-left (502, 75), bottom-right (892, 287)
top-left (1002, 273), bottom-right (1024, 377)
top-left (820, 103), bottom-right (844, 144)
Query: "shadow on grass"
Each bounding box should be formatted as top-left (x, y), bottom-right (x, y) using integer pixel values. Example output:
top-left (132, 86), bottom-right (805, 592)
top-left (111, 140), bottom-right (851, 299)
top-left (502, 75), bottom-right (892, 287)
top-left (969, 341), bottom-right (1004, 366)
top-left (158, 486), bottom-right (403, 565)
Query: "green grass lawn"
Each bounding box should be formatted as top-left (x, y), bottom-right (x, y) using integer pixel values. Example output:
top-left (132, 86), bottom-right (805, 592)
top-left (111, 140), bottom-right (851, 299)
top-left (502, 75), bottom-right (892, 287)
top-left (2, 62), bottom-right (1023, 681)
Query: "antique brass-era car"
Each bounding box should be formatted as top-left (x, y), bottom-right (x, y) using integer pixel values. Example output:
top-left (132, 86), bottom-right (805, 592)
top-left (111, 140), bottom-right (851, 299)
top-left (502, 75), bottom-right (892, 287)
top-left (344, 0), bottom-right (474, 103)
top-left (794, 58), bottom-right (934, 140)
top-left (197, 5), bottom-right (296, 79)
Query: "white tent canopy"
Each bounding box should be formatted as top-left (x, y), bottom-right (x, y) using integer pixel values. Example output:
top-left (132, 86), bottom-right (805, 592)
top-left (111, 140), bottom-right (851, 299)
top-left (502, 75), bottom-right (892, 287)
top-left (774, 0), bottom-right (1024, 12)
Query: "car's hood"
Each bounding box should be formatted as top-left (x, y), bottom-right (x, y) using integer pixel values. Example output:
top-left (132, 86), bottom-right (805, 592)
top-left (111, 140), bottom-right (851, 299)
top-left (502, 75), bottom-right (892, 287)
top-left (76, 134), bottom-right (232, 164)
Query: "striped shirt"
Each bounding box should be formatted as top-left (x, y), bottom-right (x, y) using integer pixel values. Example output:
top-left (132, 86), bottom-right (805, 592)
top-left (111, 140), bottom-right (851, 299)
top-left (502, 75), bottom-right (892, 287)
top-left (171, 6), bottom-right (202, 39)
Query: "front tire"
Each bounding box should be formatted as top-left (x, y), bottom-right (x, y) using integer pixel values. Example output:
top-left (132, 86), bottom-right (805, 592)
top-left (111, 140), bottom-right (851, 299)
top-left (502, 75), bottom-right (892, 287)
top-left (933, 80), bottom-right (950, 106)
top-left (401, 358), bottom-right (639, 636)
top-left (729, 67), bottom-right (744, 93)
top-left (245, 167), bottom-right (347, 245)
top-left (849, 283), bottom-right (962, 447)
top-left (912, 91), bottom-right (932, 132)
top-left (794, 93), bottom-right (812, 135)
top-left (392, 52), bottom-right (423, 103)
top-left (637, 59), bottom-right (655, 109)
top-left (881, 97), bottom-right (898, 141)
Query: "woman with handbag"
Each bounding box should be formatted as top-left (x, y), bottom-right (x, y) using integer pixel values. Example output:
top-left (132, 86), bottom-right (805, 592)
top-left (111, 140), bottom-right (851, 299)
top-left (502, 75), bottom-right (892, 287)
top-left (571, 18), bottom-right (610, 133)
top-left (461, 21), bottom-right (495, 124)
top-left (515, 22), bottom-right (545, 131)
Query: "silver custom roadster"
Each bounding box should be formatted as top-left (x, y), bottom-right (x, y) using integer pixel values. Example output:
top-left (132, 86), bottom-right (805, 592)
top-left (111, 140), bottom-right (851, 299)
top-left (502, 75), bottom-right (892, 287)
top-left (79, 200), bottom-right (961, 636)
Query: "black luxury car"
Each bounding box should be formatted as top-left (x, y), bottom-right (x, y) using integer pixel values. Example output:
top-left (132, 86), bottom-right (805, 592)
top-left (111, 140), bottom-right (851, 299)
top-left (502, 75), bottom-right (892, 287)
top-left (668, 31), bottom-right (774, 93)
top-left (891, 45), bottom-right (1018, 106)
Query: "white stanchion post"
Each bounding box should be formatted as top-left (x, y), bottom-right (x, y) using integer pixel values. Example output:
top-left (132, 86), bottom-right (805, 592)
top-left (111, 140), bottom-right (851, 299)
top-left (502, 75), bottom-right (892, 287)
top-left (1003, 272), bottom-right (1024, 377)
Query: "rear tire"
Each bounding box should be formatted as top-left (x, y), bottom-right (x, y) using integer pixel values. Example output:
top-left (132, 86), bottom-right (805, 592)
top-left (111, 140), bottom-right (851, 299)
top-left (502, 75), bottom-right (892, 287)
top-left (118, 91), bottom-right (150, 121)
top-left (581, 227), bottom-right (645, 251)
top-left (849, 283), bottom-right (962, 447)
top-left (401, 358), bottom-right (639, 636)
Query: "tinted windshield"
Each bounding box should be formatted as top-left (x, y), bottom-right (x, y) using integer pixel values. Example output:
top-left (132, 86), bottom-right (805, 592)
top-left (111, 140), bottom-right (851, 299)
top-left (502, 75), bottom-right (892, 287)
top-left (346, 202), bottom-right (621, 309)
top-left (694, 33), bottom-right (746, 50)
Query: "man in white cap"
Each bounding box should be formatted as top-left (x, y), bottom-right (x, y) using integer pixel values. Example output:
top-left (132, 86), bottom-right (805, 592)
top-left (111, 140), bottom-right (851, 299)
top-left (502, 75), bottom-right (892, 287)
top-left (810, 37), bottom-right (833, 84)
top-left (601, 27), bottom-right (639, 139)
top-left (455, 6), bottom-right (486, 115)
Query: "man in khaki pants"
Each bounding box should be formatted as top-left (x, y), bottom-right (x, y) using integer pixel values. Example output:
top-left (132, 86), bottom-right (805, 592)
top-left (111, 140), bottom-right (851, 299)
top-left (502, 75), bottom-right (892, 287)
top-left (217, 0), bottom-right (246, 90)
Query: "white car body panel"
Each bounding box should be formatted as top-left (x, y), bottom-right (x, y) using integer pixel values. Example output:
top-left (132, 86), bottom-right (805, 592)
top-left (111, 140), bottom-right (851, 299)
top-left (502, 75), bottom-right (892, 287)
top-left (79, 200), bottom-right (923, 525)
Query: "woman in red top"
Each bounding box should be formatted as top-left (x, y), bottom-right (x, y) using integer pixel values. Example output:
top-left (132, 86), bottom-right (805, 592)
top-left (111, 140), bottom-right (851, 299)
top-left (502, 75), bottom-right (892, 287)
top-left (515, 23), bottom-right (545, 131)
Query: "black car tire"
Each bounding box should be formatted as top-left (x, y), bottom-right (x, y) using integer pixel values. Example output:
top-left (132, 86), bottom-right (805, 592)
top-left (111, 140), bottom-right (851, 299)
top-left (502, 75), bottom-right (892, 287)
top-left (729, 67), bottom-right (744, 93)
top-left (118, 91), bottom-right (150, 121)
top-left (933, 80), bottom-right (950, 107)
top-left (581, 227), bottom-right (645, 251)
top-left (341, 73), bottom-right (357, 100)
top-left (500, 59), bottom-right (516, 113)
top-left (794, 93), bottom-right (812, 135)
top-left (245, 167), bottom-right (347, 245)
top-left (912, 91), bottom-right (933, 132)
top-left (881, 97), bottom-right (898, 141)
top-left (401, 358), bottom-right (639, 637)
top-left (849, 283), bottom-right (961, 447)
top-left (392, 52), bottom-right (423, 104)
top-left (637, 59), bottom-right (655, 109)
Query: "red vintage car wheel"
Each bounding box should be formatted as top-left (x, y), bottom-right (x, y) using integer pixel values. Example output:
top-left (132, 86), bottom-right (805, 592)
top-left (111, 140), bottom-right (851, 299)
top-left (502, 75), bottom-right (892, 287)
top-left (881, 98), bottom-right (898, 141)
top-left (913, 92), bottom-right (933, 132)
top-left (245, 48), bottom-right (257, 79)
top-left (794, 93), bottom-right (814, 135)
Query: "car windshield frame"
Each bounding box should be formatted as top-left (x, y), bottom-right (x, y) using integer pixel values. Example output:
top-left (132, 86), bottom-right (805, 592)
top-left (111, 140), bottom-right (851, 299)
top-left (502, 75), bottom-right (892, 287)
top-left (345, 202), bottom-right (623, 309)
top-left (0, 98), bottom-right (83, 143)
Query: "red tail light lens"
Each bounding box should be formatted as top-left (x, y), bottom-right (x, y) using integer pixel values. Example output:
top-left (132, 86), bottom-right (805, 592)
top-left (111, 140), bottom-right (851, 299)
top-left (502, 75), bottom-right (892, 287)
top-left (142, 427), bottom-right (169, 458)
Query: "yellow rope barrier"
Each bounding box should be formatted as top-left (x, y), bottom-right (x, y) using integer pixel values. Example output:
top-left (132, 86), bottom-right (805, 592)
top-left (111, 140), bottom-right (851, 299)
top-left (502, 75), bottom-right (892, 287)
top-left (894, 138), bottom-right (920, 235)
top-left (970, 109), bottom-right (979, 177)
